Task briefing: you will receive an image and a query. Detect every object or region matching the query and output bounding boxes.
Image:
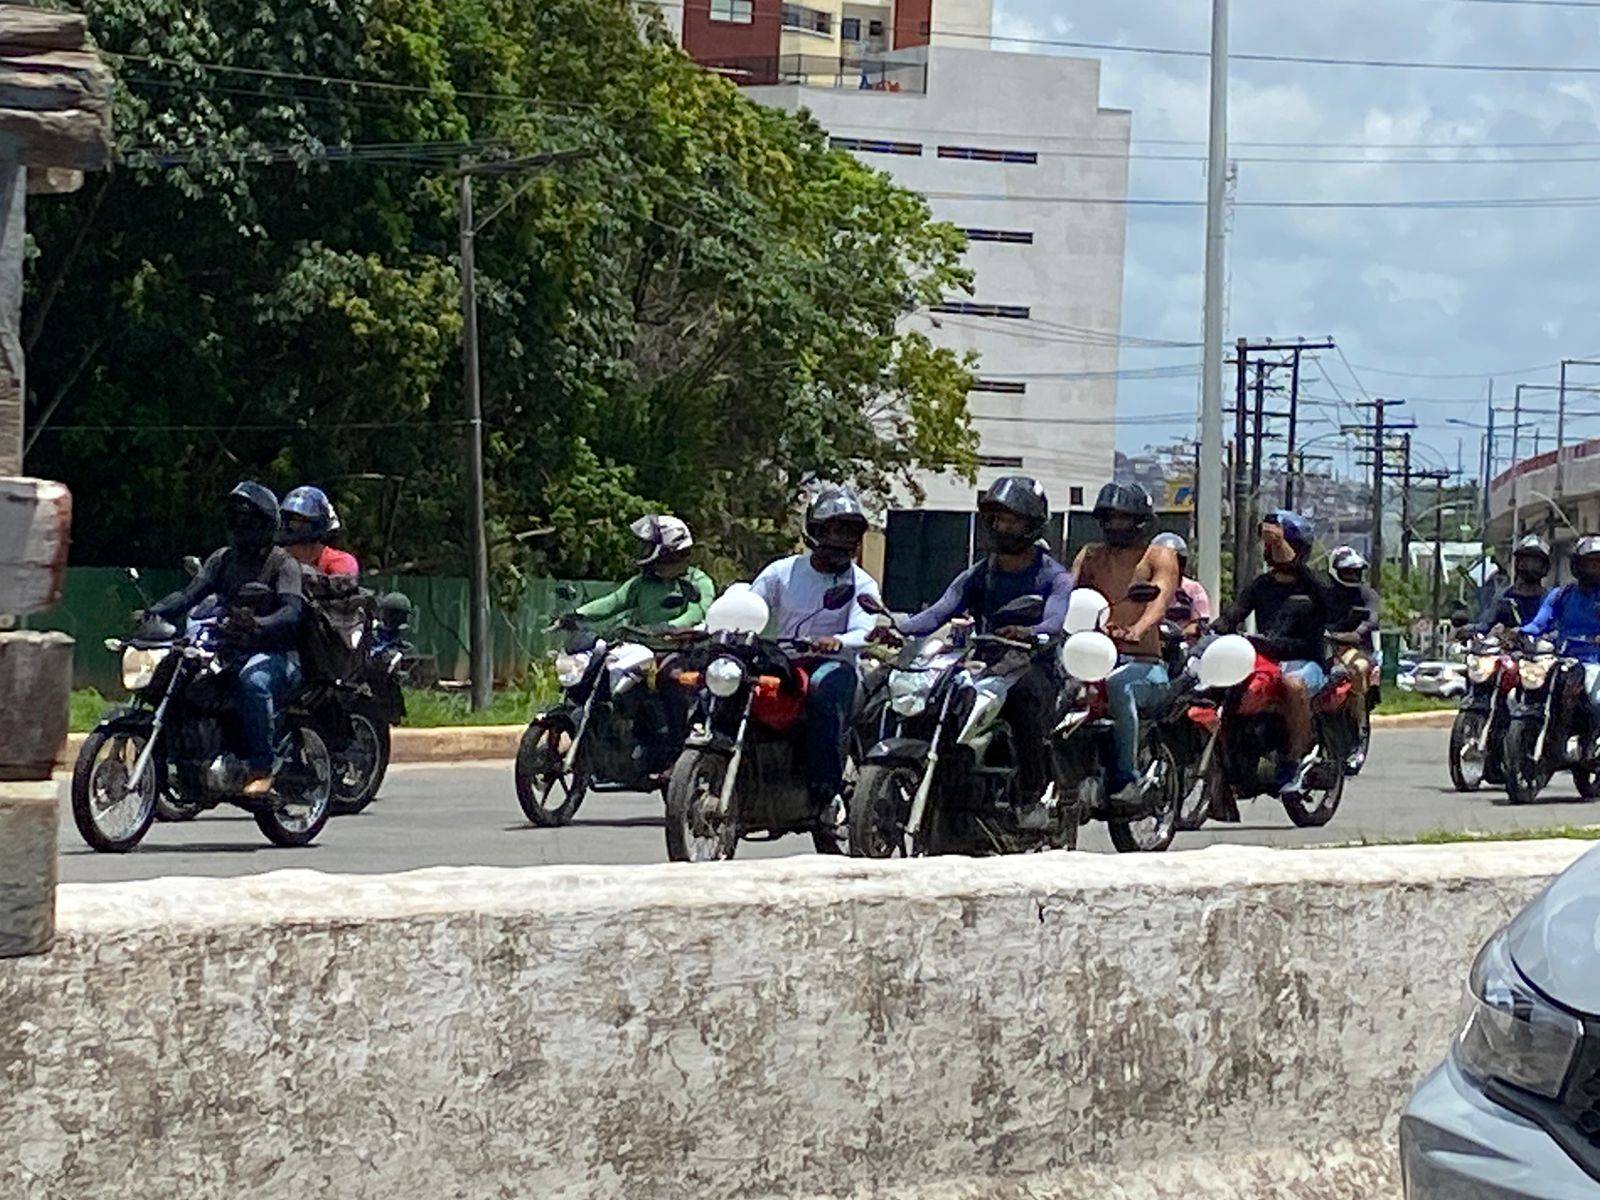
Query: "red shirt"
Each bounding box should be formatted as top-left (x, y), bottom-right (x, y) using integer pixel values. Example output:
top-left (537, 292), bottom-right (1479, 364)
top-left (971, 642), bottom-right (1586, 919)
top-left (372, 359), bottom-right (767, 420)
top-left (313, 546), bottom-right (359, 577)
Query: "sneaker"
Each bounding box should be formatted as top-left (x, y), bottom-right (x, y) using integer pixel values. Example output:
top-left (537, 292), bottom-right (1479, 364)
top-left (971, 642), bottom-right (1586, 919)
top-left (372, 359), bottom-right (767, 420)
top-left (1108, 780), bottom-right (1154, 818)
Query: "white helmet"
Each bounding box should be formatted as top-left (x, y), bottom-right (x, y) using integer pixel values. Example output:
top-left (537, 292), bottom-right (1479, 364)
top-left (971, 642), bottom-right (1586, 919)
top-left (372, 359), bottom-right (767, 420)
top-left (1330, 545), bottom-right (1368, 580)
top-left (630, 514), bottom-right (694, 565)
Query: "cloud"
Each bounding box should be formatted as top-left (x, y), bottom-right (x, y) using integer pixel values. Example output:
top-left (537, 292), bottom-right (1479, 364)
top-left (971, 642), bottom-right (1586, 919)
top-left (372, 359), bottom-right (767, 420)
top-left (993, 0), bottom-right (1600, 465)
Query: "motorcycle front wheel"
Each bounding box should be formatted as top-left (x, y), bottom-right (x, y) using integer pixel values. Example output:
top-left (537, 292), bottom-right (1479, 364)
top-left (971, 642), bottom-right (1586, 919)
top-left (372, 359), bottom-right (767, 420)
top-left (331, 709), bottom-right (391, 815)
top-left (71, 728), bottom-right (158, 853)
top-left (1108, 732), bottom-right (1180, 853)
top-left (848, 763), bottom-right (921, 858)
top-left (1501, 718), bottom-right (1551, 807)
top-left (664, 749), bottom-right (738, 862)
top-left (1448, 710), bottom-right (1488, 793)
top-left (514, 717), bottom-right (589, 827)
top-left (254, 726), bottom-right (333, 846)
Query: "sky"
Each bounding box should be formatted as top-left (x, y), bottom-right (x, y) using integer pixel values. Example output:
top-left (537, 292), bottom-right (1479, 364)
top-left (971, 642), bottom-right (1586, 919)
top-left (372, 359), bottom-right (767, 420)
top-left (987, 0), bottom-right (1600, 489)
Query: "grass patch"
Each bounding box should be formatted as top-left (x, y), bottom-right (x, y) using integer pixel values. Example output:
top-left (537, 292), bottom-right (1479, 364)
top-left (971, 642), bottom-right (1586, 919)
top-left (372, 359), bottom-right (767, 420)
top-left (1342, 826), bottom-right (1600, 847)
top-left (1373, 691), bottom-right (1457, 715)
top-left (71, 674), bottom-right (559, 734)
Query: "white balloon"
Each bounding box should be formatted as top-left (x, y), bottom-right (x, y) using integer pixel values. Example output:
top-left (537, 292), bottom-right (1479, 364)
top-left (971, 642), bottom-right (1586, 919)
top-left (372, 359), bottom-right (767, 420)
top-left (1064, 588), bottom-right (1110, 635)
top-left (1062, 631), bottom-right (1119, 683)
top-left (705, 586), bottom-right (770, 635)
top-left (1198, 634), bottom-right (1258, 689)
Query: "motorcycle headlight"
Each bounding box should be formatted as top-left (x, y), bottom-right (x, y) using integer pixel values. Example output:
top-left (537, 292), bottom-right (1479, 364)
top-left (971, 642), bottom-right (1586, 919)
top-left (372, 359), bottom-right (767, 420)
top-left (1467, 655), bottom-right (1497, 683)
top-left (554, 651), bottom-right (592, 689)
top-left (705, 656), bottom-right (746, 698)
top-left (889, 669), bottom-right (933, 717)
top-left (1519, 656), bottom-right (1555, 691)
top-left (1454, 930), bottom-right (1582, 1100)
top-left (120, 646), bottom-right (168, 692)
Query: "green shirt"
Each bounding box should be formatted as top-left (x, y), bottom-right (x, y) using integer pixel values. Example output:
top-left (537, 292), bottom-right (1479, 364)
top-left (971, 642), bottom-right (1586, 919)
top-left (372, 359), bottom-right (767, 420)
top-left (574, 568), bottom-right (715, 630)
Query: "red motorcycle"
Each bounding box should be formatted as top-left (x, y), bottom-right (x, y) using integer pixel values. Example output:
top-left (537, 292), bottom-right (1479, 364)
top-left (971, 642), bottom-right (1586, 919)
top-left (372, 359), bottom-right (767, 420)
top-left (1199, 635), bottom-right (1360, 828)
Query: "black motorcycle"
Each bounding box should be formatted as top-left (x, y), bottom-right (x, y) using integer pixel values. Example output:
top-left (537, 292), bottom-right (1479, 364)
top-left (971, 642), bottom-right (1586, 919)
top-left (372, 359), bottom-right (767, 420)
top-left (73, 588), bottom-right (333, 852)
top-left (1448, 631), bottom-right (1515, 793)
top-left (848, 594), bottom-right (1075, 857)
top-left (517, 593), bottom-right (701, 826)
top-left (1501, 634), bottom-right (1600, 805)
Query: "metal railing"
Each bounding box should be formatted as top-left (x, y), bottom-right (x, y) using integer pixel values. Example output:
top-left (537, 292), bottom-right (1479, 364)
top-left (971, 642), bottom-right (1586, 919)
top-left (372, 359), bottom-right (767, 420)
top-left (701, 54), bottom-right (927, 93)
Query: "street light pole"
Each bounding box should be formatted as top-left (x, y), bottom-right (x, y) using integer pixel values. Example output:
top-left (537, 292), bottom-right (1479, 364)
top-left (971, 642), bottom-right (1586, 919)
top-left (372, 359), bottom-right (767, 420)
top-left (1196, 0), bottom-right (1230, 604)
top-left (459, 168), bottom-right (492, 712)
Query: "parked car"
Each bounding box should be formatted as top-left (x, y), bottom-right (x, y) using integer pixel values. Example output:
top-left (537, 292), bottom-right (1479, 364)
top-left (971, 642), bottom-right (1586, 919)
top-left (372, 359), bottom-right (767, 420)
top-left (1401, 660), bottom-right (1468, 699)
top-left (1400, 843), bottom-right (1600, 1196)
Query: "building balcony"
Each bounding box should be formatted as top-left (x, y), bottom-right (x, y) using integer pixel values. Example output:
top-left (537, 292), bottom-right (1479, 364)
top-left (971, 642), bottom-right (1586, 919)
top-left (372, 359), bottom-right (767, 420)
top-left (701, 53), bottom-right (927, 92)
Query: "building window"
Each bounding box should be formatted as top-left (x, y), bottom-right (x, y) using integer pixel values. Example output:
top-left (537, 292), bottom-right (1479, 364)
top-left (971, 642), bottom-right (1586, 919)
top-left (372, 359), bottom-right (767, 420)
top-left (869, 18), bottom-right (884, 35)
top-left (1069, 486), bottom-right (1085, 506)
top-left (970, 379), bottom-right (1027, 394)
top-left (782, 3), bottom-right (833, 34)
top-left (977, 454), bottom-right (1026, 469)
top-left (830, 136), bottom-right (923, 156)
top-left (931, 300), bottom-right (1031, 319)
top-left (937, 145), bottom-right (1039, 165)
top-left (709, 0), bottom-right (754, 22)
top-left (961, 228), bottom-right (1034, 245)
top-left (841, 16), bottom-right (861, 40)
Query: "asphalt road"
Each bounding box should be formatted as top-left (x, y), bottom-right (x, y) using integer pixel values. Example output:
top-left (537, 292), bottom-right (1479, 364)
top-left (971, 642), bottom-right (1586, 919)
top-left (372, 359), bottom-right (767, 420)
top-left (57, 726), bottom-right (1600, 884)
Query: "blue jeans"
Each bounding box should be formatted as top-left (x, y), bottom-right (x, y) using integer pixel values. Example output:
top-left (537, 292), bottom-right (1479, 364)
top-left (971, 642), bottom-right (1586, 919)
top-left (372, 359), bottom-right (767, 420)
top-left (805, 660), bottom-right (858, 801)
top-left (1282, 659), bottom-right (1327, 694)
top-left (237, 652), bottom-right (303, 772)
top-left (1106, 659), bottom-right (1169, 788)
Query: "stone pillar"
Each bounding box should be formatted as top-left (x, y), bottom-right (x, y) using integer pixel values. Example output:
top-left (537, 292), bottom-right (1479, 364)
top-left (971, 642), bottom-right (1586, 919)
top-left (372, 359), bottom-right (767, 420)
top-left (0, 780), bottom-right (55, 956)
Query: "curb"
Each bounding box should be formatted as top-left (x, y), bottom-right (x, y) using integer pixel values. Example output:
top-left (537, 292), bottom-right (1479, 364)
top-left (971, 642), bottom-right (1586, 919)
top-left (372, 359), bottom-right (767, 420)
top-left (60, 724), bottom-right (528, 768)
top-left (1370, 710), bottom-right (1456, 729)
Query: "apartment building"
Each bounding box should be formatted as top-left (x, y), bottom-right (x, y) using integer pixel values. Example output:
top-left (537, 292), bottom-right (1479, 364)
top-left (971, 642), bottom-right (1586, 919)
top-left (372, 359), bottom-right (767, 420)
top-left (670, 0), bottom-right (1131, 606)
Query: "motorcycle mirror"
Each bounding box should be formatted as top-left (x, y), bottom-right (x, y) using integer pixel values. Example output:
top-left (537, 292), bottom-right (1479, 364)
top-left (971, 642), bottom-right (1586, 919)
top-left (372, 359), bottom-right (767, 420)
top-left (856, 593), bottom-right (888, 617)
top-left (659, 593), bottom-right (689, 613)
top-left (822, 583), bottom-right (856, 611)
top-left (181, 555), bottom-right (202, 579)
top-left (1126, 582), bottom-right (1161, 604)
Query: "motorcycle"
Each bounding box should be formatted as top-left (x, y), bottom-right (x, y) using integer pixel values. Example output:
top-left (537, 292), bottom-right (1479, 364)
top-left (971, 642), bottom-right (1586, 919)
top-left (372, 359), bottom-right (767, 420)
top-left (1050, 584), bottom-right (1193, 853)
top-left (1448, 631), bottom-right (1518, 793)
top-left (664, 583), bottom-right (879, 861)
top-left (1499, 634), bottom-right (1600, 806)
top-left (1194, 615), bottom-right (1361, 828)
top-left (516, 590), bottom-right (700, 826)
top-left (847, 593), bottom-right (1076, 857)
top-left (72, 585), bottom-right (333, 853)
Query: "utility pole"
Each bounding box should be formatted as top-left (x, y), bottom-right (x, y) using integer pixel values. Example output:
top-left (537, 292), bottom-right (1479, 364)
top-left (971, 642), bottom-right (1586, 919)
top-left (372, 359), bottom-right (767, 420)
top-left (1345, 397), bottom-right (1411, 579)
top-left (1483, 381), bottom-right (1493, 530)
top-left (1196, 0), bottom-right (1231, 607)
top-left (1398, 433), bottom-right (1413, 581)
top-left (1231, 339), bottom-right (1249, 583)
top-left (458, 168), bottom-right (491, 712)
top-left (1283, 345), bottom-right (1304, 508)
top-left (1511, 385), bottom-right (1524, 540)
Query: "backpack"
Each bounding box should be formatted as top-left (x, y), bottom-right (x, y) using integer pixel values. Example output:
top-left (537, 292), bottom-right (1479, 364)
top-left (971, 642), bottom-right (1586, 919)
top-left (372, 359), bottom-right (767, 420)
top-left (298, 569), bottom-right (376, 682)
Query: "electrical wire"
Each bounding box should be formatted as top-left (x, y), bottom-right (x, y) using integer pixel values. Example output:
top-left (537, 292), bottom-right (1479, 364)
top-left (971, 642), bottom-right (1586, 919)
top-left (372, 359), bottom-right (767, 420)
top-left (924, 190), bottom-right (1600, 209)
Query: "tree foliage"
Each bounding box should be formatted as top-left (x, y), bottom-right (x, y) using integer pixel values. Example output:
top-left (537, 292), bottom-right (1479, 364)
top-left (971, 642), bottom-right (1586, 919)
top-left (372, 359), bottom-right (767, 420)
top-left (27, 0), bottom-right (976, 583)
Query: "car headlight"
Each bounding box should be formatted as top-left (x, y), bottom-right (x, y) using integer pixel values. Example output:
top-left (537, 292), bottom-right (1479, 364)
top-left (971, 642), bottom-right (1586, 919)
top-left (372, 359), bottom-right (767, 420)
top-left (1454, 929), bottom-right (1582, 1100)
top-left (554, 651), bottom-right (592, 689)
top-left (1519, 656), bottom-right (1555, 691)
top-left (889, 669), bottom-right (933, 717)
top-left (120, 646), bottom-right (168, 692)
top-left (705, 656), bottom-right (746, 698)
top-left (1467, 654), bottom-right (1497, 684)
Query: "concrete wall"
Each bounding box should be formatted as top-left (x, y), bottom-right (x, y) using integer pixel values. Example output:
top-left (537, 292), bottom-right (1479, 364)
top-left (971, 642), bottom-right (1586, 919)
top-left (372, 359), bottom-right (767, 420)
top-left (1, 842), bottom-right (1588, 1200)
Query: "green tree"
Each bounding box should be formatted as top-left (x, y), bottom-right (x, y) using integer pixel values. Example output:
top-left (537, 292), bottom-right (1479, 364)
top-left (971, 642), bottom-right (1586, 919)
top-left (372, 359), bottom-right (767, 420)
top-left (25, 0), bottom-right (976, 586)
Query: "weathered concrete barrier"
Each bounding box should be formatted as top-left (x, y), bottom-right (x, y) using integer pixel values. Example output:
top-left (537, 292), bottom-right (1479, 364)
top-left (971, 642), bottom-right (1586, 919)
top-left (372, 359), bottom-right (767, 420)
top-left (1, 842), bottom-right (1589, 1199)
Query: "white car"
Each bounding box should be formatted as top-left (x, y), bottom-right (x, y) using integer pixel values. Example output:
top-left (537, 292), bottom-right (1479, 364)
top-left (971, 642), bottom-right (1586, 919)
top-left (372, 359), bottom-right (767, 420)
top-left (1404, 660), bottom-right (1468, 699)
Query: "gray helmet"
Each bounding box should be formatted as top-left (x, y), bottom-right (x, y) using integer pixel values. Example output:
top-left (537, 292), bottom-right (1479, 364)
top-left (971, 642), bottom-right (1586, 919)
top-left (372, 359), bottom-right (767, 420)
top-left (225, 481), bottom-right (279, 551)
top-left (1575, 534), bottom-right (1600, 563)
top-left (1092, 482), bottom-right (1154, 525)
top-left (804, 486), bottom-right (869, 548)
top-left (979, 475), bottom-right (1049, 535)
top-left (1513, 534), bottom-right (1551, 565)
top-left (630, 514), bottom-right (694, 566)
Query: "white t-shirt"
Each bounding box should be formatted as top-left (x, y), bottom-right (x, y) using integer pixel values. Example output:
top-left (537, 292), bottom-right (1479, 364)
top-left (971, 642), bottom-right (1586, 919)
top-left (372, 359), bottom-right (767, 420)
top-left (749, 555), bottom-right (881, 651)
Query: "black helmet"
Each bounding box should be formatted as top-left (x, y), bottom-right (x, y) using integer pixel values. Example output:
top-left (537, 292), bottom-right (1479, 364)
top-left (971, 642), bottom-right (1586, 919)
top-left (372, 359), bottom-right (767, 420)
top-left (803, 486), bottom-right (870, 548)
top-left (225, 482), bottom-right (279, 551)
top-left (1093, 482), bottom-right (1153, 548)
top-left (1513, 534), bottom-right (1551, 564)
top-left (278, 485), bottom-right (339, 546)
top-left (978, 475), bottom-right (1048, 554)
top-left (377, 591), bottom-right (412, 631)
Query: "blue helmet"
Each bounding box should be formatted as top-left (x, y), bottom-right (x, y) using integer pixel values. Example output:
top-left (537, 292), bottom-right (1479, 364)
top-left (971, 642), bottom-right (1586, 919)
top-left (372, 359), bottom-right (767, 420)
top-left (1266, 509), bottom-right (1314, 556)
top-left (278, 486), bottom-right (341, 546)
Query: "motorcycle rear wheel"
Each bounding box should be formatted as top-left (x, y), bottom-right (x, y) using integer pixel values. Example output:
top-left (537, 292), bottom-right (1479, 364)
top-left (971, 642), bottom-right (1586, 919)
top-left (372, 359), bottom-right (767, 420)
top-left (254, 727), bottom-right (333, 847)
top-left (1500, 718), bottom-right (1550, 807)
top-left (331, 710), bottom-right (390, 815)
top-left (514, 717), bottom-right (589, 827)
top-left (664, 749), bottom-right (738, 862)
top-left (1448, 710), bottom-right (1488, 792)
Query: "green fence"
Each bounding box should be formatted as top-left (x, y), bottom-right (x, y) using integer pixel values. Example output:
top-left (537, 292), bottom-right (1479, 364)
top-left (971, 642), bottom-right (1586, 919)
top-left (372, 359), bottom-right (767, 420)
top-left (28, 568), bottom-right (615, 695)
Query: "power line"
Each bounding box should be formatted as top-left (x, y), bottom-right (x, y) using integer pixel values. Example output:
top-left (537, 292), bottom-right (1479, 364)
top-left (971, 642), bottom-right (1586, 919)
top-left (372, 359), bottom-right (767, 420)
top-left (925, 190), bottom-right (1600, 209)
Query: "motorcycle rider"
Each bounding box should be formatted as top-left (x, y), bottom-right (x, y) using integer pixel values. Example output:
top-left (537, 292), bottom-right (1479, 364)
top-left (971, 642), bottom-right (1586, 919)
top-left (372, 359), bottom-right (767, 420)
top-left (887, 476), bottom-right (1072, 803)
top-left (1214, 510), bottom-right (1332, 798)
top-left (279, 486), bottom-right (359, 577)
top-left (1153, 531), bottom-right (1210, 637)
top-left (144, 483), bottom-right (307, 796)
top-left (1325, 546), bottom-right (1382, 754)
top-left (1471, 534), bottom-right (1552, 633)
top-left (1070, 482), bottom-right (1181, 805)
top-left (574, 515), bottom-right (715, 631)
top-left (749, 486), bottom-right (882, 818)
top-left (1520, 535), bottom-right (1600, 720)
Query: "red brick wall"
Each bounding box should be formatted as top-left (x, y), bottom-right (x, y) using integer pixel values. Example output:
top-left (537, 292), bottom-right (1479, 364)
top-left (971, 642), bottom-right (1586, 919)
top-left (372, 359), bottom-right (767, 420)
top-left (893, 0), bottom-right (931, 48)
top-left (683, 0), bottom-right (783, 84)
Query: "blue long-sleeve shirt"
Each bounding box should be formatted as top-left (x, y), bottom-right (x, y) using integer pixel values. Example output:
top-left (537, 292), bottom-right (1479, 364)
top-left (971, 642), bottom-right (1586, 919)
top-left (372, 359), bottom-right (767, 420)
top-left (1521, 583), bottom-right (1600, 662)
top-left (899, 550), bottom-right (1073, 638)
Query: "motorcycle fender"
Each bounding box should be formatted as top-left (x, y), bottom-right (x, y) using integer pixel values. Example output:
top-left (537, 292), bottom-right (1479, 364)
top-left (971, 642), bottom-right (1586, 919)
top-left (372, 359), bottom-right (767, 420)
top-left (530, 705), bottom-right (581, 731)
top-left (1507, 697), bottom-right (1548, 722)
top-left (93, 705), bottom-right (156, 737)
top-left (865, 737), bottom-right (931, 767)
top-left (684, 730), bottom-right (737, 756)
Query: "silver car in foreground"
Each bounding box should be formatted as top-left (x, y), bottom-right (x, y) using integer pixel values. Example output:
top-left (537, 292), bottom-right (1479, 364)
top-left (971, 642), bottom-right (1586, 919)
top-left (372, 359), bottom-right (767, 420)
top-left (1401, 844), bottom-right (1600, 1197)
